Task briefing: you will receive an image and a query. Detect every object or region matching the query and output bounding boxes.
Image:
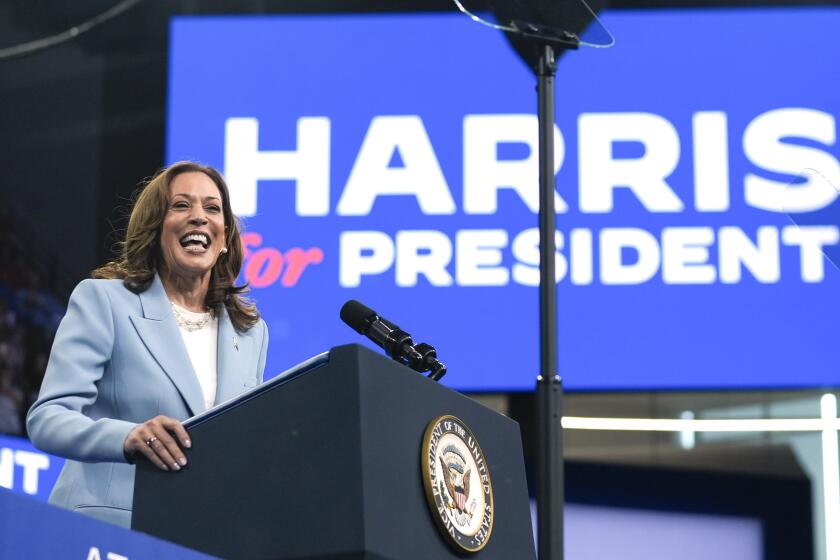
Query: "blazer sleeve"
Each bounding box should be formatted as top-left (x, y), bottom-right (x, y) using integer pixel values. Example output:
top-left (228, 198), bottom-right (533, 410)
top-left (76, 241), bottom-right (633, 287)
top-left (256, 318), bottom-right (269, 384)
top-left (26, 280), bottom-right (137, 463)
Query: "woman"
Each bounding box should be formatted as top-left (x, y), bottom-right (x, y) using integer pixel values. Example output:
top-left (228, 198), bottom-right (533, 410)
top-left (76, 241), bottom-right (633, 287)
top-left (27, 161), bottom-right (268, 528)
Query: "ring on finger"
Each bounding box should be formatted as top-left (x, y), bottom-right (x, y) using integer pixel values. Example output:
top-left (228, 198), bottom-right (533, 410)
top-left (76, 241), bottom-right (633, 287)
top-left (145, 436), bottom-right (158, 447)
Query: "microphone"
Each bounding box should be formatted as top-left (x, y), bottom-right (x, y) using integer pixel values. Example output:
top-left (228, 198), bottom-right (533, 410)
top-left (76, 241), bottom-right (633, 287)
top-left (340, 299), bottom-right (418, 362)
top-left (339, 300), bottom-right (447, 381)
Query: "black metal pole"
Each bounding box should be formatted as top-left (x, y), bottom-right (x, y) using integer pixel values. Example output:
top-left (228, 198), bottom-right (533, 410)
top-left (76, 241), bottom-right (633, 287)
top-left (536, 43), bottom-right (564, 560)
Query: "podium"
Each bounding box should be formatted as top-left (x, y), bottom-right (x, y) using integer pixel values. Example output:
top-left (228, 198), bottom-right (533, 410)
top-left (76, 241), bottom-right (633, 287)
top-left (132, 344), bottom-right (536, 559)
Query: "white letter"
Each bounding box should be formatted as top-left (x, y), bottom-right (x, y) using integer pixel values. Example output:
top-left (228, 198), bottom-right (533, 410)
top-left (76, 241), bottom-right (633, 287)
top-left (106, 553), bottom-right (129, 560)
top-left (782, 225), bottom-right (840, 283)
top-left (14, 450), bottom-right (49, 495)
top-left (395, 231), bottom-right (453, 287)
top-left (570, 228), bottom-right (594, 285)
top-left (86, 548), bottom-right (102, 560)
top-left (463, 114), bottom-right (567, 214)
top-left (662, 227), bottom-right (716, 284)
top-left (693, 112), bottom-right (730, 211)
top-left (600, 228), bottom-right (661, 285)
top-left (719, 226), bottom-right (780, 284)
top-left (579, 113), bottom-right (684, 213)
top-left (464, 115), bottom-right (569, 214)
top-left (224, 117), bottom-right (331, 217)
top-left (743, 108), bottom-right (840, 212)
top-left (0, 448), bottom-right (12, 490)
top-left (456, 230), bottom-right (509, 286)
top-left (511, 228), bottom-right (566, 286)
top-left (339, 231), bottom-right (394, 287)
top-left (337, 116), bottom-right (455, 215)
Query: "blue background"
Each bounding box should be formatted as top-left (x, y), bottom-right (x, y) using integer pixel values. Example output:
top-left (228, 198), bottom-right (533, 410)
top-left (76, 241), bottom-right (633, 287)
top-left (167, 9), bottom-right (840, 391)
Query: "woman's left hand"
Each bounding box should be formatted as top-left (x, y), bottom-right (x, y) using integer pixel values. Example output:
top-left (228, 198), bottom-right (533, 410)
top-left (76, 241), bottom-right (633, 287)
top-left (123, 415), bottom-right (191, 471)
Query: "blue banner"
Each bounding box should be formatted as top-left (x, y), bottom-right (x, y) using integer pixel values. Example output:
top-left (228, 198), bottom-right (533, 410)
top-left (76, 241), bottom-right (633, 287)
top-left (167, 10), bottom-right (840, 391)
top-left (0, 487), bottom-right (213, 558)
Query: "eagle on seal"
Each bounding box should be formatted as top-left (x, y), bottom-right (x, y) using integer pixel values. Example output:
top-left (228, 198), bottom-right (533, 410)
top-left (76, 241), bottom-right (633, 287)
top-left (439, 453), bottom-right (471, 514)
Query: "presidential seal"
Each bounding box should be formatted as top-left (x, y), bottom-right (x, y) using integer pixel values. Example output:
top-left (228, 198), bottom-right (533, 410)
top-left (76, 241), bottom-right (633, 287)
top-left (421, 415), bottom-right (494, 553)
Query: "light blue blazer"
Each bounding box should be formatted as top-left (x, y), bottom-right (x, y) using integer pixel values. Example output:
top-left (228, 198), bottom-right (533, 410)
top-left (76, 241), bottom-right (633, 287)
top-left (26, 274), bottom-right (268, 528)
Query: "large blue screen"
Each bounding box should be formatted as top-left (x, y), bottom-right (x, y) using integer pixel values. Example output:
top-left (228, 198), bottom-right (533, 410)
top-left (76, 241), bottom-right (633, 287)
top-left (167, 10), bottom-right (840, 391)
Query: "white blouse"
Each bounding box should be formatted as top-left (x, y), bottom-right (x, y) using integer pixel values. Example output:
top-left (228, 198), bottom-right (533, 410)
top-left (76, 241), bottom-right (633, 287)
top-left (171, 303), bottom-right (219, 410)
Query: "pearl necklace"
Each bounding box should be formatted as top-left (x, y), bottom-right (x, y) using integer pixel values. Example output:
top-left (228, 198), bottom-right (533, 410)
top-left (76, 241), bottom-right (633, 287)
top-left (170, 302), bottom-right (212, 332)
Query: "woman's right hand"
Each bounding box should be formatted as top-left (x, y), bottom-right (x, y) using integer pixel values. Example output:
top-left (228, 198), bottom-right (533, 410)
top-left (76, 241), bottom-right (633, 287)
top-left (123, 415), bottom-right (191, 471)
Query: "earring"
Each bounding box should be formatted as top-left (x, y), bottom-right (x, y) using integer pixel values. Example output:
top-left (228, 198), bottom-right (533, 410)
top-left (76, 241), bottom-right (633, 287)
top-left (220, 247), bottom-right (228, 255)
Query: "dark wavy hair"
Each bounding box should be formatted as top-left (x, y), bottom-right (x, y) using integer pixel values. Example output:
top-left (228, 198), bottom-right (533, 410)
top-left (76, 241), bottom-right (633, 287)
top-left (93, 161), bottom-right (259, 332)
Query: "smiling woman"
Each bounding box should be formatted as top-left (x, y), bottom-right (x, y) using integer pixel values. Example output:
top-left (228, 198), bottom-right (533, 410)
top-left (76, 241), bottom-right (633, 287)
top-left (159, 172), bottom-right (226, 284)
top-left (25, 161), bottom-right (269, 528)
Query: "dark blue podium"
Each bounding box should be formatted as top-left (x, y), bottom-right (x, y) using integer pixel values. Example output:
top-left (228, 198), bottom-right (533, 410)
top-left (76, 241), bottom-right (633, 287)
top-left (133, 344), bottom-right (536, 559)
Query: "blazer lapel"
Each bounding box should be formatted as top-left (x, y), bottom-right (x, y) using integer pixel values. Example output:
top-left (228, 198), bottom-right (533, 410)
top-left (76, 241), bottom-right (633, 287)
top-left (215, 308), bottom-right (250, 404)
top-left (130, 274), bottom-right (206, 416)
